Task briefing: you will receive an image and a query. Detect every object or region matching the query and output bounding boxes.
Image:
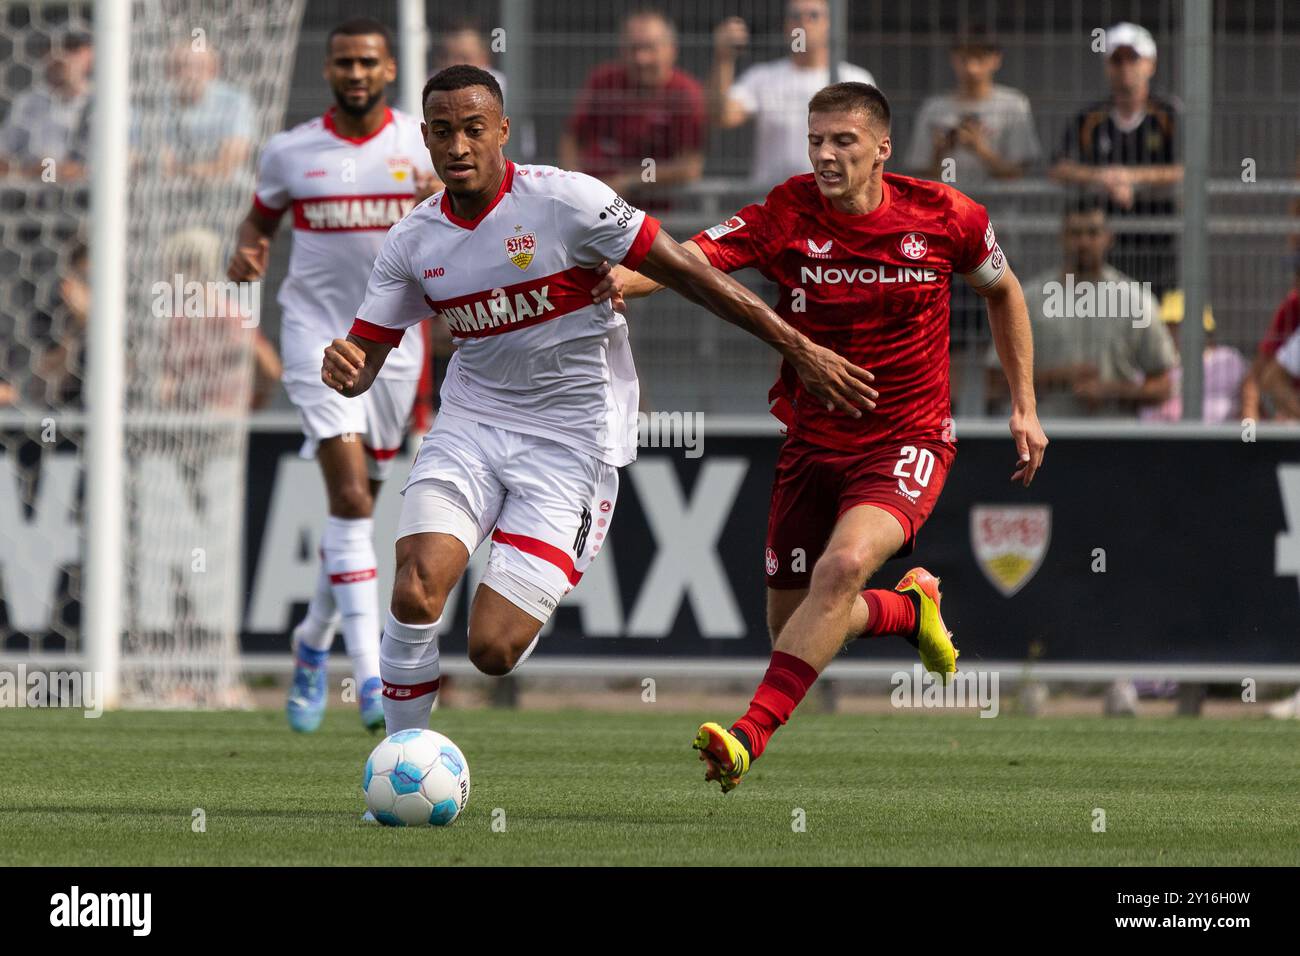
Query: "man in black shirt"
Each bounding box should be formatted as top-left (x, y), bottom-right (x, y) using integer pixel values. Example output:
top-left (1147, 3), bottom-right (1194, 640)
top-left (1052, 22), bottom-right (1182, 295)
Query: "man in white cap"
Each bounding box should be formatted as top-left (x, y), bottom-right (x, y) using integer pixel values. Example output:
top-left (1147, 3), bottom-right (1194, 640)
top-left (1051, 22), bottom-right (1182, 295)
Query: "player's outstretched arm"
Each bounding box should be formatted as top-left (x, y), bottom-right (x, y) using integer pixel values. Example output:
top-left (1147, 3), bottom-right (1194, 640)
top-left (322, 335), bottom-right (391, 399)
top-left (635, 229), bottom-right (877, 417)
top-left (980, 267), bottom-right (1048, 486)
top-left (598, 240), bottom-right (709, 301)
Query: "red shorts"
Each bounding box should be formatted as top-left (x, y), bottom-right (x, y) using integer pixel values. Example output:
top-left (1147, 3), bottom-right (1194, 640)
top-left (765, 435), bottom-right (955, 589)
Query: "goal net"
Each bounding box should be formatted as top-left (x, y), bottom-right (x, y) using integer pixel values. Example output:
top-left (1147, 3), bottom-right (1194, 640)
top-left (0, 0), bottom-right (305, 706)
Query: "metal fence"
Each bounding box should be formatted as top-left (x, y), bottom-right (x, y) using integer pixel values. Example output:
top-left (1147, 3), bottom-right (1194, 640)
top-left (4, 0), bottom-right (1300, 423)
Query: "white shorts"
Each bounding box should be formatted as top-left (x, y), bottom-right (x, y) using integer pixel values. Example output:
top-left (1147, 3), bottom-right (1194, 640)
top-left (396, 413), bottom-right (619, 623)
top-left (284, 372), bottom-right (419, 482)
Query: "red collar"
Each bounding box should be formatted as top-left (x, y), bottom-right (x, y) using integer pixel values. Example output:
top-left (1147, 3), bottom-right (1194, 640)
top-left (441, 161), bottom-right (515, 230)
top-left (323, 106), bottom-right (393, 145)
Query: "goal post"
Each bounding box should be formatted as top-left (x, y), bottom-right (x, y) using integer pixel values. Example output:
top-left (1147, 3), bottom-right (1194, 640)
top-left (85, 0), bottom-right (131, 711)
top-left (0, 0), bottom-right (307, 708)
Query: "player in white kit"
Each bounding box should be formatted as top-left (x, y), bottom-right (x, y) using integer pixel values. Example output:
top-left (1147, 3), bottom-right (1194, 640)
top-left (228, 19), bottom-right (436, 733)
top-left (322, 66), bottom-right (879, 735)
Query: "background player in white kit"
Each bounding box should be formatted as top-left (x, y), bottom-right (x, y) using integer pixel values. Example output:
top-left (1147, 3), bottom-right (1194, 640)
top-left (322, 66), bottom-right (879, 735)
top-left (227, 19), bottom-right (436, 733)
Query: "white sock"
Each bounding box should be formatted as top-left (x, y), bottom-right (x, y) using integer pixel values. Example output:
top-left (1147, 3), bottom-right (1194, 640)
top-left (322, 515), bottom-right (381, 689)
top-left (292, 556), bottom-right (340, 653)
top-left (380, 612), bottom-right (442, 733)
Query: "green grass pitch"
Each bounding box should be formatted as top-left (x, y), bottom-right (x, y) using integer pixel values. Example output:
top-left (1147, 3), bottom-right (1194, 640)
top-left (1, 708), bottom-right (1297, 866)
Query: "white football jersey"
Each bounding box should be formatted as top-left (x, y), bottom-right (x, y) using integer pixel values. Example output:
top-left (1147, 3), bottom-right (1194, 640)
top-left (352, 162), bottom-right (660, 467)
top-left (253, 106), bottom-right (433, 382)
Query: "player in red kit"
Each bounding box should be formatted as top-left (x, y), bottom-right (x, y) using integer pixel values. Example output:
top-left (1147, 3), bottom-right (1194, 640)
top-left (616, 82), bottom-right (1047, 791)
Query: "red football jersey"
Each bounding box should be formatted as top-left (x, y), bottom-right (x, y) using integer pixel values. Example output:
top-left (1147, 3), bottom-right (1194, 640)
top-left (692, 172), bottom-right (1006, 452)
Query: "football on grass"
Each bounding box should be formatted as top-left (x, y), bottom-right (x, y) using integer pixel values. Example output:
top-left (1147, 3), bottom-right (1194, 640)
top-left (364, 729), bottom-right (470, 827)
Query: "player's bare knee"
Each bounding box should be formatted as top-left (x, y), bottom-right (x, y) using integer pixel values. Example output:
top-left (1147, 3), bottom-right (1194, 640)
top-left (390, 558), bottom-right (447, 624)
top-left (468, 639), bottom-right (518, 677)
top-left (329, 480), bottom-right (374, 519)
top-left (810, 547), bottom-right (872, 601)
top-left (466, 612), bottom-right (542, 677)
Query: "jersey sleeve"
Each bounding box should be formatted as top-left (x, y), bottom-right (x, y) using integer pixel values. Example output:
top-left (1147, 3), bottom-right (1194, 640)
top-left (1277, 329), bottom-right (1300, 378)
top-left (1260, 295), bottom-right (1300, 358)
top-left (689, 198), bottom-right (779, 273)
top-left (252, 136), bottom-right (290, 220)
top-left (950, 192), bottom-right (1007, 290)
top-left (350, 227), bottom-right (429, 346)
top-left (553, 171), bottom-right (661, 270)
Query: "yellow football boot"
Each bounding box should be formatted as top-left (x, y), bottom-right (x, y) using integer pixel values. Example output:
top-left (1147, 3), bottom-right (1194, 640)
top-left (693, 721), bottom-right (751, 793)
top-left (895, 567), bottom-right (959, 683)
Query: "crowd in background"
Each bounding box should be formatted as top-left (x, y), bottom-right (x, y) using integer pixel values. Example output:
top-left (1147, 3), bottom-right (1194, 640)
top-left (3, 3), bottom-right (1300, 424)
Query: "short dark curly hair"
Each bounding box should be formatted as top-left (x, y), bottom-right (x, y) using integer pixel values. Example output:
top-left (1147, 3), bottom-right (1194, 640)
top-left (422, 64), bottom-right (504, 113)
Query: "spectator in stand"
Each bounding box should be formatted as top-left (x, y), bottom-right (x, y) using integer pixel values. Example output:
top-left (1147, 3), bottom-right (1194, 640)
top-left (0, 31), bottom-right (93, 181)
top-left (903, 30), bottom-right (1040, 185)
top-left (559, 9), bottom-right (704, 209)
top-left (157, 43), bottom-right (254, 181)
top-left (1051, 22), bottom-right (1181, 295)
top-left (435, 19), bottom-right (507, 102)
top-left (1244, 255), bottom-right (1300, 421)
top-left (708, 0), bottom-right (875, 188)
top-left (155, 227), bottom-right (281, 411)
top-left (1139, 291), bottom-right (1248, 423)
top-left (987, 200), bottom-right (1176, 418)
top-left (32, 241), bottom-right (91, 407)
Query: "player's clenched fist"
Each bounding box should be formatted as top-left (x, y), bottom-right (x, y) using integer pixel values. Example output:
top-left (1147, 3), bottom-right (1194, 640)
top-left (227, 236), bottom-right (270, 282)
top-left (790, 341), bottom-right (878, 418)
top-left (322, 338), bottom-right (367, 396)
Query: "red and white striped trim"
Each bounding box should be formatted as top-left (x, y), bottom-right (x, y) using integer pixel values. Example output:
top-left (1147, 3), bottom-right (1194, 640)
top-left (291, 193), bottom-right (414, 232)
top-left (430, 264), bottom-right (601, 340)
top-left (491, 529), bottom-right (582, 586)
top-left (363, 444), bottom-right (401, 461)
top-left (328, 567), bottom-right (377, 585)
top-left (252, 193), bottom-right (287, 222)
top-left (350, 318), bottom-right (404, 346)
top-left (382, 677), bottom-right (441, 700)
top-left (441, 161), bottom-right (515, 230)
top-left (621, 215), bottom-right (661, 270)
top-left (323, 105), bottom-right (393, 145)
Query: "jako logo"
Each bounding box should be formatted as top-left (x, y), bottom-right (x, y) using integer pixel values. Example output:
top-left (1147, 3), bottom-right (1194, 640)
top-left (50, 886), bottom-right (151, 936)
top-left (423, 267), bottom-right (445, 278)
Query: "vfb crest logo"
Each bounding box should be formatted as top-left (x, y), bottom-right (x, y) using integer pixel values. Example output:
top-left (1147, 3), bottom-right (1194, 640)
top-left (900, 232), bottom-right (928, 260)
top-left (970, 505), bottom-right (1051, 597)
top-left (505, 231), bottom-right (537, 270)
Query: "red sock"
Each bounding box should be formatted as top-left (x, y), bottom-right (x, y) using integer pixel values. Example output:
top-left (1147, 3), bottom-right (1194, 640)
top-left (731, 650), bottom-right (819, 760)
top-left (860, 589), bottom-right (917, 638)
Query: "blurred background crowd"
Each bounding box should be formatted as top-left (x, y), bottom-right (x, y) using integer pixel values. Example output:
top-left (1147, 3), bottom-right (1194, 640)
top-left (3, 0), bottom-right (1300, 424)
